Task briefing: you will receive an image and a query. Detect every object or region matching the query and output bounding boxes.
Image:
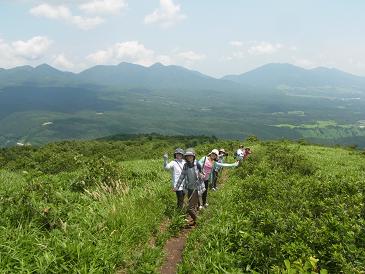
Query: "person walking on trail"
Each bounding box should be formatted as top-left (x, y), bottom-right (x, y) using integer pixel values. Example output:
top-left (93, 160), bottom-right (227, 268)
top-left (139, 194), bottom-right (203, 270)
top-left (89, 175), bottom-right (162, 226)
top-left (243, 147), bottom-right (252, 160)
top-left (212, 148), bottom-right (227, 191)
top-left (163, 148), bottom-right (186, 209)
top-left (236, 145), bottom-right (245, 161)
top-left (173, 148), bottom-right (204, 226)
top-left (199, 149), bottom-right (238, 209)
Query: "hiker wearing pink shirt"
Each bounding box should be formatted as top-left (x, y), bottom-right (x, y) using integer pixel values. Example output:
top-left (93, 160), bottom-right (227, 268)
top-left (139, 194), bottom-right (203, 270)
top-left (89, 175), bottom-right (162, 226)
top-left (198, 149), bottom-right (238, 209)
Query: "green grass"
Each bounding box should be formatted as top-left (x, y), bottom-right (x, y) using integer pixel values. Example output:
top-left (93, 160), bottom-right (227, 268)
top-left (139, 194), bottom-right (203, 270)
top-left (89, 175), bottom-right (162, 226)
top-left (0, 159), bottom-right (183, 273)
top-left (1, 136), bottom-right (365, 273)
top-left (178, 142), bottom-right (365, 273)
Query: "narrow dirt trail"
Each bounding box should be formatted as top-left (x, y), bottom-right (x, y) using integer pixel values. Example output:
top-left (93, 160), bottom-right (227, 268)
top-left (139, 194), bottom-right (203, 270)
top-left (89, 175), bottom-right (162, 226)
top-left (159, 227), bottom-right (192, 274)
top-left (159, 170), bottom-right (228, 274)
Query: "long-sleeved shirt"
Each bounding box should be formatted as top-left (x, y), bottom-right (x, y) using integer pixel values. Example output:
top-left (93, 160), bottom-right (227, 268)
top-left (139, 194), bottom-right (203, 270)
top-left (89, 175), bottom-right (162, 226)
top-left (199, 156), bottom-right (238, 181)
top-left (175, 161), bottom-right (202, 190)
top-left (215, 155), bottom-right (225, 172)
top-left (236, 149), bottom-right (244, 160)
top-left (164, 158), bottom-right (185, 190)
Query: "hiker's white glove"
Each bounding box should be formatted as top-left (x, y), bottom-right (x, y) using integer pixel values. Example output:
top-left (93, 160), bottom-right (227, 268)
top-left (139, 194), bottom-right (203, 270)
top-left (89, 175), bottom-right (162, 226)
top-left (163, 153), bottom-right (168, 160)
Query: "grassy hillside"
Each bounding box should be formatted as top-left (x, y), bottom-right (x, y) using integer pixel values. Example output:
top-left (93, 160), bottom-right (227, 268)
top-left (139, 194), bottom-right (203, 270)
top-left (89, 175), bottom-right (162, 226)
top-left (1, 135), bottom-right (364, 273)
top-left (180, 141), bottom-right (365, 273)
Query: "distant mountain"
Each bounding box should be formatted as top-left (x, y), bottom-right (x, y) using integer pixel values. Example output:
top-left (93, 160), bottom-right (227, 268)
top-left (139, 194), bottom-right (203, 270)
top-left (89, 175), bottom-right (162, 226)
top-left (1, 62), bottom-right (365, 147)
top-left (0, 64), bottom-right (76, 87)
top-left (2, 62), bottom-right (365, 91)
top-left (222, 63), bottom-right (365, 89)
top-left (78, 62), bottom-right (238, 90)
top-left (0, 62), bottom-right (239, 91)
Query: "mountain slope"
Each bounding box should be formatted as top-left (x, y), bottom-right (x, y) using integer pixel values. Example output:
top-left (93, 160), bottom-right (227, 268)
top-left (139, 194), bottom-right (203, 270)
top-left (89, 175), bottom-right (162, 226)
top-left (223, 63), bottom-right (365, 88)
top-left (78, 62), bottom-right (239, 90)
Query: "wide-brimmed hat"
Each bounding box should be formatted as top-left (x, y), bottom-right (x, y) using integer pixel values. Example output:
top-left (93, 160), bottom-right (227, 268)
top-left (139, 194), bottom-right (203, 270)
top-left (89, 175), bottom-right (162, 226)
top-left (218, 148), bottom-right (226, 155)
top-left (174, 148), bottom-right (185, 157)
top-left (184, 148), bottom-right (196, 157)
top-left (209, 149), bottom-right (219, 156)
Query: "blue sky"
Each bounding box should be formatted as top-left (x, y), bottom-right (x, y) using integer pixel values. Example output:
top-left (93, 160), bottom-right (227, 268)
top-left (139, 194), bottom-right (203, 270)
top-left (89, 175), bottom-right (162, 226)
top-left (1, 0), bottom-right (365, 77)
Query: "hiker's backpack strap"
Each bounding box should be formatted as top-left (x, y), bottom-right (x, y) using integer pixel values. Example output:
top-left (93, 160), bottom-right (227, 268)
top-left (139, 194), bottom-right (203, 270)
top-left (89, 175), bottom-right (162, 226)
top-left (196, 161), bottom-right (202, 173)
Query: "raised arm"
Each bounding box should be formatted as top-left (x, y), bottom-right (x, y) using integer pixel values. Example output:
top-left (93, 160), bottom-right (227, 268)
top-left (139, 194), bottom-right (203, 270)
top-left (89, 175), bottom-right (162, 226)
top-left (163, 154), bottom-right (174, 170)
top-left (215, 161), bottom-right (238, 168)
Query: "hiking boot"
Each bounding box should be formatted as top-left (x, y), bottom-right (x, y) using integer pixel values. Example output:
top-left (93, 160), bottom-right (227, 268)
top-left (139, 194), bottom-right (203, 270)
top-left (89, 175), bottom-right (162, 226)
top-left (212, 188), bottom-right (216, 191)
top-left (188, 220), bottom-right (196, 226)
top-left (204, 203), bottom-right (209, 208)
top-left (198, 205), bottom-right (204, 210)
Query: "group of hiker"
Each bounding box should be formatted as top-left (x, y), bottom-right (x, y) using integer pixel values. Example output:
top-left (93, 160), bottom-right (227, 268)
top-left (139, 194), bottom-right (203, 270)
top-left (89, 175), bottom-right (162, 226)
top-left (163, 145), bottom-right (251, 226)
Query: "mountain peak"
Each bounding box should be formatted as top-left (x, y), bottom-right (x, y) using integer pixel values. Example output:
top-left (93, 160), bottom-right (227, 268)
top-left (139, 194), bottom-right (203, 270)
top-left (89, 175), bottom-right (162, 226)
top-left (150, 62), bottom-right (165, 68)
top-left (34, 63), bottom-right (61, 73)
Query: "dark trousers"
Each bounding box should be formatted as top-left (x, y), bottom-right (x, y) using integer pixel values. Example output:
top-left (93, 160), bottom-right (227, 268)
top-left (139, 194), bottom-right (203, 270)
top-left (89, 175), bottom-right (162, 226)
top-left (212, 170), bottom-right (219, 189)
top-left (176, 190), bottom-right (185, 209)
top-left (202, 180), bottom-right (209, 205)
top-left (187, 189), bottom-right (199, 221)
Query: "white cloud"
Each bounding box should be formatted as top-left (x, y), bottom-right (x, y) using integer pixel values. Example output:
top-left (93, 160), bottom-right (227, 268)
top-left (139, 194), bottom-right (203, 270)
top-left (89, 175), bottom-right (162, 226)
top-left (86, 49), bottom-right (114, 64)
top-left (71, 15), bottom-right (104, 30)
top-left (53, 54), bottom-right (74, 69)
top-left (30, 3), bottom-right (104, 30)
top-left (177, 51), bottom-right (205, 62)
top-left (156, 54), bottom-right (172, 65)
top-left (248, 42), bottom-right (282, 55)
top-left (79, 0), bottom-right (127, 15)
top-left (114, 41), bottom-right (155, 65)
top-left (30, 3), bottom-right (71, 19)
top-left (86, 41), bottom-right (205, 68)
top-left (0, 36), bottom-right (52, 68)
top-left (0, 39), bottom-right (22, 68)
top-left (293, 57), bottom-right (316, 68)
top-left (229, 41), bottom-right (243, 47)
top-left (144, 0), bottom-right (186, 28)
top-left (86, 41), bottom-right (156, 66)
top-left (12, 36), bottom-right (52, 60)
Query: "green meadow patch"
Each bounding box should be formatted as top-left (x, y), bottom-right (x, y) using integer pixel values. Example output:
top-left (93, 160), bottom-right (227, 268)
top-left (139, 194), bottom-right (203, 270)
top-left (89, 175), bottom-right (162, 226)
top-left (1, 136), bottom-right (365, 273)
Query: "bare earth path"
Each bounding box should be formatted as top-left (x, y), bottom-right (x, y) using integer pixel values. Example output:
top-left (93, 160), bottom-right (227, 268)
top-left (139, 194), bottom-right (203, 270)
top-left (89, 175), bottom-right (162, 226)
top-left (159, 170), bottom-right (228, 274)
top-left (159, 226), bottom-right (192, 274)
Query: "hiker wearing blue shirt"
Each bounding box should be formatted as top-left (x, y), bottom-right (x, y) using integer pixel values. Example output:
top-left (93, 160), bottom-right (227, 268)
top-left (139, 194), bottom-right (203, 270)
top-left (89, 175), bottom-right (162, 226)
top-left (163, 148), bottom-right (186, 209)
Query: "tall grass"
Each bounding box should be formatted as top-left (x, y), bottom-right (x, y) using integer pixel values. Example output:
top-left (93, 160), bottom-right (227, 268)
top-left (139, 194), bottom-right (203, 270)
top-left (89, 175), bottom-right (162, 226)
top-left (0, 159), bottom-right (180, 273)
top-left (179, 144), bottom-right (365, 273)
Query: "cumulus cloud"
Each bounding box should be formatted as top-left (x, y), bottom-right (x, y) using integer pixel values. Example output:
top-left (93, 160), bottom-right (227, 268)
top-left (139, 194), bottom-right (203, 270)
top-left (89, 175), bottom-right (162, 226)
top-left (71, 15), bottom-right (104, 29)
top-left (175, 50), bottom-right (205, 68)
top-left (86, 49), bottom-right (114, 64)
top-left (12, 36), bottom-right (52, 60)
top-left (30, 3), bottom-right (71, 19)
top-left (225, 40), bottom-right (290, 61)
top-left (114, 41), bottom-right (155, 65)
top-left (293, 57), bottom-right (316, 68)
top-left (229, 41), bottom-right (244, 47)
top-left (53, 54), bottom-right (75, 69)
top-left (86, 41), bottom-right (205, 68)
top-left (79, 0), bottom-right (127, 15)
top-left (30, 3), bottom-right (104, 30)
top-left (0, 39), bottom-right (22, 68)
top-left (0, 36), bottom-right (52, 68)
top-left (86, 41), bottom-right (156, 66)
top-left (177, 51), bottom-right (205, 62)
top-left (248, 42), bottom-right (282, 55)
top-left (144, 0), bottom-right (186, 28)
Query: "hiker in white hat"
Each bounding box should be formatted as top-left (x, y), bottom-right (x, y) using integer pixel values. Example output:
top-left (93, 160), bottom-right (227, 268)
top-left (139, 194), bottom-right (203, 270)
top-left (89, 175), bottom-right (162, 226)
top-left (198, 149), bottom-right (238, 209)
top-left (163, 148), bottom-right (186, 209)
top-left (211, 148), bottom-right (228, 191)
